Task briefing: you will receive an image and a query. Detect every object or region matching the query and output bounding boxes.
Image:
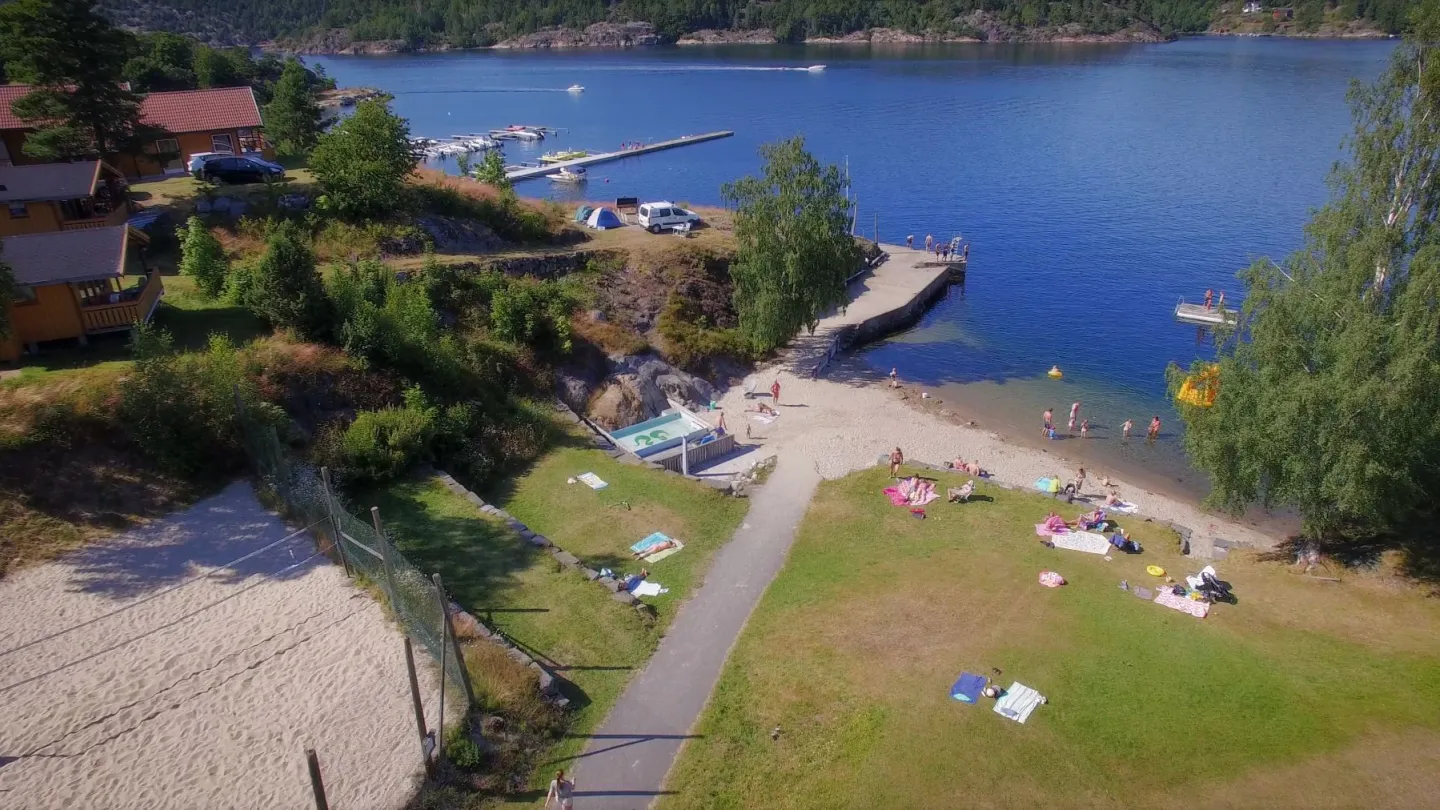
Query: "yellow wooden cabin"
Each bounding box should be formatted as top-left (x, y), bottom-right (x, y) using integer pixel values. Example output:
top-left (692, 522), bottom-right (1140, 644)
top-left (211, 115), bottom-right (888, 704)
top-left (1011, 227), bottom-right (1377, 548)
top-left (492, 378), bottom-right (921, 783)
top-left (0, 160), bottom-right (133, 236)
top-left (1, 225), bottom-right (162, 362)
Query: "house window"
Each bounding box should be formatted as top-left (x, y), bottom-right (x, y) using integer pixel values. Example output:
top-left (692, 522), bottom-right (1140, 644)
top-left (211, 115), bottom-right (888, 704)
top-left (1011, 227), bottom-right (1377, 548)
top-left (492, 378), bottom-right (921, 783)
top-left (7, 202), bottom-right (27, 219)
top-left (211, 133), bottom-right (234, 153)
top-left (154, 138), bottom-right (179, 157)
top-left (12, 285), bottom-right (37, 305)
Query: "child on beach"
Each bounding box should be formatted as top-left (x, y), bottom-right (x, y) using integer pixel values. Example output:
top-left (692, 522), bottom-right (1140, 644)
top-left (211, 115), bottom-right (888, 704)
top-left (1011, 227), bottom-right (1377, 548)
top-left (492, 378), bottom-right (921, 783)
top-left (1042, 408), bottom-right (1053, 435)
top-left (907, 235), bottom-right (914, 249)
top-left (1080, 419), bottom-right (1090, 438)
top-left (1122, 419), bottom-right (1134, 439)
top-left (889, 367), bottom-right (899, 388)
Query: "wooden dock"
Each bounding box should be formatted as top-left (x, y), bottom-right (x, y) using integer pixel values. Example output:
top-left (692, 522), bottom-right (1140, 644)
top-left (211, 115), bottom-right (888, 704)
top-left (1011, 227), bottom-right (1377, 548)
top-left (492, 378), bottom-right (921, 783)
top-left (505, 131), bottom-right (734, 182)
top-left (1175, 302), bottom-right (1237, 326)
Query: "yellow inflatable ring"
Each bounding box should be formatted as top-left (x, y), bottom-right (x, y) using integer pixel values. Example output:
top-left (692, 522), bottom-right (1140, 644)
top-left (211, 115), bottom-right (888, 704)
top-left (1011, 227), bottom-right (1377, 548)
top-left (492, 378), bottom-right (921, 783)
top-left (1146, 565), bottom-right (1166, 577)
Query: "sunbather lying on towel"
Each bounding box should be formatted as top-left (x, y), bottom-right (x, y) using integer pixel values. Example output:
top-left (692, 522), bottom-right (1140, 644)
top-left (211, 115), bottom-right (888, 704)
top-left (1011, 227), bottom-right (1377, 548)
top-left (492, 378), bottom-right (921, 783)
top-left (633, 540), bottom-right (677, 559)
top-left (748, 402), bottom-right (778, 416)
top-left (1103, 490), bottom-right (1123, 507)
top-left (1109, 529), bottom-right (1142, 554)
top-left (1042, 512), bottom-right (1069, 534)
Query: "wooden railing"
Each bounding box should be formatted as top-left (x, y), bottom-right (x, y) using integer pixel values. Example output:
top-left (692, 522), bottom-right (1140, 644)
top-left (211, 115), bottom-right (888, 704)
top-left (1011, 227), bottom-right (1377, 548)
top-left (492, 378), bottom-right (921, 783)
top-left (61, 206), bottom-right (129, 231)
top-left (80, 272), bottom-right (163, 333)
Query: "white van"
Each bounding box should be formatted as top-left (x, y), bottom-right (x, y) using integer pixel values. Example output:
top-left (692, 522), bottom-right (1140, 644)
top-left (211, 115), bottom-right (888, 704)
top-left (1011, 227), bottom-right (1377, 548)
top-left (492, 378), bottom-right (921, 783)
top-left (637, 201), bottom-right (700, 234)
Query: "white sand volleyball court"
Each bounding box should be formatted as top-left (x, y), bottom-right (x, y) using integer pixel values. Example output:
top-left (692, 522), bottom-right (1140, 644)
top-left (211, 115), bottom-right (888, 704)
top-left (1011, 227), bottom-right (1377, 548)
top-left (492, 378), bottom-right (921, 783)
top-left (0, 482), bottom-right (437, 810)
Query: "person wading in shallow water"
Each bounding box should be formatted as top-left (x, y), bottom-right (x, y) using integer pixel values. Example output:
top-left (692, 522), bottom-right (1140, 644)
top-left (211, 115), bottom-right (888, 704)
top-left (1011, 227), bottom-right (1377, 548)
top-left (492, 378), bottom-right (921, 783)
top-left (1042, 408), bottom-right (1054, 436)
top-left (1122, 418), bottom-right (1134, 439)
top-left (1148, 415), bottom-right (1161, 441)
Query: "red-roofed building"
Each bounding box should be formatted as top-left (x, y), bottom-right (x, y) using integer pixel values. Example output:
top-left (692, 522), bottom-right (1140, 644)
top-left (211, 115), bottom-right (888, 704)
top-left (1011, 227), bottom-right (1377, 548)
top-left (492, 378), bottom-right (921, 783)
top-left (1, 85), bottom-right (269, 179)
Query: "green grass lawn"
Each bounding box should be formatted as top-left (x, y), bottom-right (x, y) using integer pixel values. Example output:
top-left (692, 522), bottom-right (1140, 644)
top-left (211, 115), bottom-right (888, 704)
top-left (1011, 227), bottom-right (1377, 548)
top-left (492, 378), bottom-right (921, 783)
top-left (152, 274), bottom-right (269, 351)
top-left (660, 466), bottom-right (1440, 810)
top-left (363, 448), bottom-right (746, 800)
top-left (489, 444), bottom-right (748, 619)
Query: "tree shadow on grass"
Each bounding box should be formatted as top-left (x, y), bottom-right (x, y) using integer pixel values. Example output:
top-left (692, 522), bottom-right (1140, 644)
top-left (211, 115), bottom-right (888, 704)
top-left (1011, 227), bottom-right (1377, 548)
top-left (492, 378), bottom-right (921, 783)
top-left (1259, 532), bottom-right (1440, 591)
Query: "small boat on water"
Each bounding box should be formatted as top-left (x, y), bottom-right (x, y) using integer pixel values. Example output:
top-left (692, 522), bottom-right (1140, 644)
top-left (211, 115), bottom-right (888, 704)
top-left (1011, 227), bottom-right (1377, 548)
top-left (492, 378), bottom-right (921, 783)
top-left (806, 65), bottom-right (826, 72)
top-left (548, 166), bottom-right (587, 183)
top-left (567, 84), bottom-right (584, 93)
top-left (539, 150), bottom-right (588, 164)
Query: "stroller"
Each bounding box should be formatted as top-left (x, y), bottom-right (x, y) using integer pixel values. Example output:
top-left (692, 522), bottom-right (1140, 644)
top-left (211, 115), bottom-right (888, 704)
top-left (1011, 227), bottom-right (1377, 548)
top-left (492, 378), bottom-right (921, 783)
top-left (1187, 565), bottom-right (1235, 604)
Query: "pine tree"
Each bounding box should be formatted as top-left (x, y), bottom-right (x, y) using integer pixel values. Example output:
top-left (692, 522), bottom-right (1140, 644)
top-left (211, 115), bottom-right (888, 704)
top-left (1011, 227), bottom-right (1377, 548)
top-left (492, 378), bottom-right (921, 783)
top-left (0, 0), bottom-right (145, 159)
top-left (264, 58), bottom-right (322, 156)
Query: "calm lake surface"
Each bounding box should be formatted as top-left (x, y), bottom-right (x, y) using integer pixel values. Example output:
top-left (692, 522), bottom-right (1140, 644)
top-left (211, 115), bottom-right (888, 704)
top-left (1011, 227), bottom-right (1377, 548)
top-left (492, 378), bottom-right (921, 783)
top-left (314, 38), bottom-right (1394, 505)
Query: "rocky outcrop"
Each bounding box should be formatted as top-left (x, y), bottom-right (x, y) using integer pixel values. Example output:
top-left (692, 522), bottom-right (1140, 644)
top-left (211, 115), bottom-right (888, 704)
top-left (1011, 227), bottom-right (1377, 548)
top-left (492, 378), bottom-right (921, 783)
top-left (807, 27), bottom-right (976, 44)
top-left (580, 353), bottom-right (717, 431)
top-left (495, 22), bottom-right (659, 49)
top-left (954, 12), bottom-right (1169, 43)
top-left (415, 216), bottom-right (507, 254)
top-left (677, 28), bottom-right (777, 45)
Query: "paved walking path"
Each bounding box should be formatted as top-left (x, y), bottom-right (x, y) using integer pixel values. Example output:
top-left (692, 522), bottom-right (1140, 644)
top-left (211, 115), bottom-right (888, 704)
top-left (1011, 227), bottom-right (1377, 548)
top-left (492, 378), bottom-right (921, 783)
top-left (569, 455), bottom-right (821, 809)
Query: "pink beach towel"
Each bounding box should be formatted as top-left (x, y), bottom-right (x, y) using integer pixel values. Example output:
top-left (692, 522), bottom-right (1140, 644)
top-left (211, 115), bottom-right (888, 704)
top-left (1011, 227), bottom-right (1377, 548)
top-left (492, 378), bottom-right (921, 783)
top-left (884, 487), bottom-right (909, 506)
top-left (1153, 590), bottom-right (1210, 619)
top-left (1035, 523), bottom-right (1070, 537)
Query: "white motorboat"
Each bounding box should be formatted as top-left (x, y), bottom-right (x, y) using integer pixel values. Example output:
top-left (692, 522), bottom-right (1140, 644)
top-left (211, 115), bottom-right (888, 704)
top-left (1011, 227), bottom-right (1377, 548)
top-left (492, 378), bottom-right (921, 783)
top-left (567, 84), bottom-right (585, 93)
top-left (806, 65), bottom-right (826, 72)
top-left (548, 166), bottom-right (587, 183)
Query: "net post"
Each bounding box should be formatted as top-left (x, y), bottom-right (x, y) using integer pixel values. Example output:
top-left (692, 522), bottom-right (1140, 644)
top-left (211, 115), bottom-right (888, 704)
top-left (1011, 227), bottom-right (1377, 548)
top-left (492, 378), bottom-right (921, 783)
top-left (320, 467), bottom-right (353, 578)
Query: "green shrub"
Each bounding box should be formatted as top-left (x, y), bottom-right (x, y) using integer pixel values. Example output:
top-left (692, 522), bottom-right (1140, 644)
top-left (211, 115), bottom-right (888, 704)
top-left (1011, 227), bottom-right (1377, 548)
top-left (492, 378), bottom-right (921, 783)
top-left (246, 220), bottom-right (331, 339)
top-left (409, 183), bottom-right (553, 243)
top-left (658, 295), bottom-right (760, 372)
top-left (447, 734), bottom-right (484, 771)
top-left (178, 216), bottom-right (228, 298)
top-left (489, 276), bottom-right (577, 353)
top-left (117, 326), bottom-right (268, 478)
top-left (309, 100), bottom-right (416, 219)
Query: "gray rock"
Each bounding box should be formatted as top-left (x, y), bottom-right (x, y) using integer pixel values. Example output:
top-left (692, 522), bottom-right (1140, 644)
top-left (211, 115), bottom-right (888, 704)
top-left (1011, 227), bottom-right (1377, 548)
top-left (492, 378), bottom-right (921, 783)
top-left (519, 529), bottom-right (536, 541)
top-left (598, 576), bottom-right (621, 592)
top-left (554, 550), bottom-right (581, 567)
top-left (552, 696), bottom-right (572, 711)
top-left (530, 534), bottom-right (553, 548)
top-left (611, 590), bottom-right (638, 605)
top-left (581, 567), bottom-right (600, 581)
top-left (536, 668), bottom-right (558, 695)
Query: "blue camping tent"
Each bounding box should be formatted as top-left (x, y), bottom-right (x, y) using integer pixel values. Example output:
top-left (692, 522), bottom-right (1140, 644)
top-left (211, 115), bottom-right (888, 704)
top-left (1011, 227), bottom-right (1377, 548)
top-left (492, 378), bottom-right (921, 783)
top-left (586, 207), bottom-right (623, 230)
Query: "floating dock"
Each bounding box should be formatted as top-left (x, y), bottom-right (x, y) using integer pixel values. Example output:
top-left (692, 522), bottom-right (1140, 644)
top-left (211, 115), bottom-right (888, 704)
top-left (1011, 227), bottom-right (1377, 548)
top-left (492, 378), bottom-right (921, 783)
top-left (505, 131), bottom-right (734, 182)
top-left (1175, 302), bottom-right (1237, 326)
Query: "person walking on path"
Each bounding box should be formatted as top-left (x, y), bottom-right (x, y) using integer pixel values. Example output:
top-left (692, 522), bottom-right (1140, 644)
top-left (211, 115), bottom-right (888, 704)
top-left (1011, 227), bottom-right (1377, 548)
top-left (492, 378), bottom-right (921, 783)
top-left (890, 447), bottom-right (904, 477)
top-left (925, 234), bottom-right (934, 253)
top-left (907, 234), bottom-right (914, 249)
top-left (1204, 289), bottom-right (1214, 310)
top-left (1043, 408), bottom-right (1054, 435)
top-left (771, 379), bottom-right (781, 405)
top-left (1148, 415), bottom-right (1161, 441)
top-left (545, 770), bottom-right (575, 809)
top-left (1122, 418), bottom-right (1134, 439)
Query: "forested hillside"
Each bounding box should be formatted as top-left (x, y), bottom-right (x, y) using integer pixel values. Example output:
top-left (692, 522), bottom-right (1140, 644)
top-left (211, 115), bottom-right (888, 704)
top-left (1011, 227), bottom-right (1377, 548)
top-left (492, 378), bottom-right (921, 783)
top-left (97, 0), bottom-right (1419, 48)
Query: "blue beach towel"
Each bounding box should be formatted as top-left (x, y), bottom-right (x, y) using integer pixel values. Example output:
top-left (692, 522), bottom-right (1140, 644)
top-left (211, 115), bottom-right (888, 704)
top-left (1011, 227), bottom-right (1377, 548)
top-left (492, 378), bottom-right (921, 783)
top-left (630, 532), bottom-right (672, 554)
top-left (950, 672), bottom-right (986, 704)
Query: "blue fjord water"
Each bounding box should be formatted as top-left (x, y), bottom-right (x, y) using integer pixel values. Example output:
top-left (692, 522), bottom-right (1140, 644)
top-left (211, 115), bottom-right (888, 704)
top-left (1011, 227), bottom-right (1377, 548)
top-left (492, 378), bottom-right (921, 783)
top-left (313, 38), bottom-right (1393, 503)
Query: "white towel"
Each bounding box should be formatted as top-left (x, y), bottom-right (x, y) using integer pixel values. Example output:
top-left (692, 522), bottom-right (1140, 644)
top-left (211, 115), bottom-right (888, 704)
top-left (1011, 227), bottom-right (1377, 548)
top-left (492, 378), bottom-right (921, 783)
top-left (1107, 501), bottom-right (1140, 514)
top-left (577, 472), bottom-right (608, 490)
top-left (993, 682), bottom-right (1046, 724)
top-left (1050, 530), bottom-right (1111, 555)
top-left (631, 581), bottom-right (664, 597)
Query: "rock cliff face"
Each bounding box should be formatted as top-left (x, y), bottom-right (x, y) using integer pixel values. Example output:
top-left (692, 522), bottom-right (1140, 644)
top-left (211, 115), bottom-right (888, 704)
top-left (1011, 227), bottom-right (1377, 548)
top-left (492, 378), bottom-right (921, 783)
top-left (277, 29), bottom-right (417, 55)
top-left (676, 28), bottom-right (778, 45)
top-left (494, 22), bottom-right (660, 49)
top-left (569, 352), bottom-right (718, 432)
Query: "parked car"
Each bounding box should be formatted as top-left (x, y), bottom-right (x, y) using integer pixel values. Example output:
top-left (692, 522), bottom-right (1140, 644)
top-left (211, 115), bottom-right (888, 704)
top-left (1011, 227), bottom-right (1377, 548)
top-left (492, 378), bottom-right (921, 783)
top-left (195, 154), bottom-right (285, 184)
top-left (637, 201), bottom-right (700, 234)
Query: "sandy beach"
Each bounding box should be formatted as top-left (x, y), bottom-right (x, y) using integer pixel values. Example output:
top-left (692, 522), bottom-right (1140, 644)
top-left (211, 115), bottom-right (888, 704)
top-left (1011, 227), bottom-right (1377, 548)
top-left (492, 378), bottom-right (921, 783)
top-left (715, 366), bottom-right (1281, 555)
top-left (0, 482), bottom-right (437, 810)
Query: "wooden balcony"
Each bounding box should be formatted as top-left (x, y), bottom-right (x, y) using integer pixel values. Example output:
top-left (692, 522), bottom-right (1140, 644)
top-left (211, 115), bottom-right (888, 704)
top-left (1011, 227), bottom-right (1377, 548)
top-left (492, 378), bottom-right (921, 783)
top-left (79, 272), bottom-right (164, 334)
top-left (61, 205), bottom-right (130, 232)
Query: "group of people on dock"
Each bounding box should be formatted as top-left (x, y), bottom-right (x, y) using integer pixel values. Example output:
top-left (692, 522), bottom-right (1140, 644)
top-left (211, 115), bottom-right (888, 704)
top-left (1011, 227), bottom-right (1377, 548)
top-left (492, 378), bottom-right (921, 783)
top-left (906, 233), bottom-right (965, 261)
top-left (1203, 288), bottom-right (1226, 311)
top-left (1043, 402), bottom-right (1161, 442)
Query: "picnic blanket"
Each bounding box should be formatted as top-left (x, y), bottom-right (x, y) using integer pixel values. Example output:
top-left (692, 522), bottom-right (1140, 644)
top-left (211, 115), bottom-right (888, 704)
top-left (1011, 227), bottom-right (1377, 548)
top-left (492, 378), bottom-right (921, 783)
top-left (751, 413), bottom-right (776, 424)
top-left (950, 672), bottom-right (986, 704)
top-left (994, 682), bottom-right (1047, 724)
top-left (577, 472), bottom-right (608, 490)
top-left (1050, 530), bottom-right (1111, 555)
top-left (1153, 589), bottom-right (1210, 618)
top-left (631, 532), bottom-right (672, 554)
top-left (1106, 500), bottom-right (1139, 514)
top-left (1034, 477), bottom-right (1062, 493)
top-left (883, 477), bottom-right (938, 508)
